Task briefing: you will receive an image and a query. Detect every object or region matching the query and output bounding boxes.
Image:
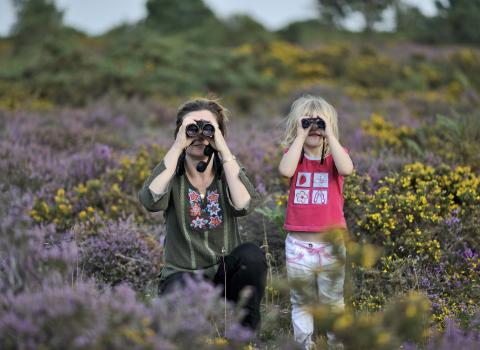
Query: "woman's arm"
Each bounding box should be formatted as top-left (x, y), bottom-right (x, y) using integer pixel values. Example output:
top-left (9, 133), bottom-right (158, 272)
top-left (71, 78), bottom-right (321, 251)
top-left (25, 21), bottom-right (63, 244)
top-left (138, 117), bottom-right (195, 212)
top-left (147, 143), bottom-right (183, 195)
top-left (147, 115), bottom-right (196, 195)
top-left (212, 134), bottom-right (252, 210)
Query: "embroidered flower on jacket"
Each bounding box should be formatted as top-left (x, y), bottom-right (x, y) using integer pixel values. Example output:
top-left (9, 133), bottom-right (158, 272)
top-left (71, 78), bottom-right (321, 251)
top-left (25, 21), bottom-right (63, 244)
top-left (188, 189), bottom-right (200, 203)
top-left (207, 201), bottom-right (221, 216)
top-left (191, 216), bottom-right (208, 229)
top-left (209, 216), bottom-right (222, 228)
top-left (207, 191), bottom-right (220, 202)
top-left (188, 188), bottom-right (223, 231)
top-left (189, 203), bottom-right (202, 217)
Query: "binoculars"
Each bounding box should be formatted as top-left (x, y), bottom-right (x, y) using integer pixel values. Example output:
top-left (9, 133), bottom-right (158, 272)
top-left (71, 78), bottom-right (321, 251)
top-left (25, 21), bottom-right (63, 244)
top-left (302, 117), bottom-right (325, 130)
top-left (186, 120), bottom-right (215, 138)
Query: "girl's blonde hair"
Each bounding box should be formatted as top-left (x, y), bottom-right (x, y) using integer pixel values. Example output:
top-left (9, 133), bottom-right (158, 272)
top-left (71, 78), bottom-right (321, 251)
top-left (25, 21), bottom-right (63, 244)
top-left (282, 95), bottom-right (339, 147)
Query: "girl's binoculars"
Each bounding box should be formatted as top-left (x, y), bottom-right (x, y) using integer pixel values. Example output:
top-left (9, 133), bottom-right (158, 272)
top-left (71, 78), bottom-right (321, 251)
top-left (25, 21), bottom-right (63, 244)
top-left (186, 120), bottom-right (215, 138)
top-left (302, 117), bottom-right (325, 130)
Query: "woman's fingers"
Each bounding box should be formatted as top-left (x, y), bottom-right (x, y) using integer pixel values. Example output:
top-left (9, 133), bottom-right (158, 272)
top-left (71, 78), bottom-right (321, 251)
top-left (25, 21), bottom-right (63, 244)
top-left (175, 119), bottom-right (195, 149)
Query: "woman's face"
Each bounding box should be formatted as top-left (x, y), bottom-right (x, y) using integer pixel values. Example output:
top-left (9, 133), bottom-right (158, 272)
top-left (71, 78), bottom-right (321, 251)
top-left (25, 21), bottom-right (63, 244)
top-left (303, 113), bottom-right (330, 148)
top-left (183, 110), bottom-right (218, 159)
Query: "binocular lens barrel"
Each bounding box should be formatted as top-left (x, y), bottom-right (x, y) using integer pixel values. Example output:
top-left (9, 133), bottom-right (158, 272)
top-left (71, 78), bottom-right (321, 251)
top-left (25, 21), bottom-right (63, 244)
top-left (202, 124), bottom-right (215, 137)
top-left (301, 119), bottom-right (310, 129)
top-left (186, 124), bottom-right (199, 137)
top-left (302, 118), bottom-right (325, 130)
top-left (185, 121), bottom-right (215, 137)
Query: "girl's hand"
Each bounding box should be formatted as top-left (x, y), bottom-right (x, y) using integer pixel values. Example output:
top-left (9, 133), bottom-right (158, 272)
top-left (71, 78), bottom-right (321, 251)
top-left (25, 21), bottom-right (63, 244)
top-left (296, 117), bottom-right (312, 142)
top-left (320, 115), bottom-right (334, 139)
top-left (173, 116), bottom-right (197, 150)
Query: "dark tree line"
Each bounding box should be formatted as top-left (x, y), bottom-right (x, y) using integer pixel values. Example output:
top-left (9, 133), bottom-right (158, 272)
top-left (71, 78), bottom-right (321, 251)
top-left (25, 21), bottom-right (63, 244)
top-left (8, 0), bottom-right (480, 46)
top-left (316, 0), bottom-right (480, 43)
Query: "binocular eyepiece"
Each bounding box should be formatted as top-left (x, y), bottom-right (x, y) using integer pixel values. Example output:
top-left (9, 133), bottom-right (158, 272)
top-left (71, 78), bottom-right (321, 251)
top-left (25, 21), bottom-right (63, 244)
top-left (302, 117), bottom-right (325, 130)
top-left (186, 120), bottom-right (215, 138)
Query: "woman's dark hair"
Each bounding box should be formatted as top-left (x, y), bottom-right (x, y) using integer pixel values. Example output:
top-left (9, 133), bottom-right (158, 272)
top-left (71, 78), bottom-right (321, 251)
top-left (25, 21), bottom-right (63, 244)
top-left (174, 98), bottom-right (228, 176)
top-left (174, 98), bottom-right (228, 139)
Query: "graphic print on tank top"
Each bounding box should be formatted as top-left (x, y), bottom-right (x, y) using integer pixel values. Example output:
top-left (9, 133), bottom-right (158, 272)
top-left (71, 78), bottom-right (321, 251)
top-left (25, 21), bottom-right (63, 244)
top-left (293, 171), bottom-right (329, 205)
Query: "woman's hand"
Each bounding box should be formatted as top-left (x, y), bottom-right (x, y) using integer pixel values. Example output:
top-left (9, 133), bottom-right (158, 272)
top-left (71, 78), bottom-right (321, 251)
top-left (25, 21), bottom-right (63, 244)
top-left (173, 116), bottom-right (197, 150)
top-left (208, 121), bottom-right (230, 156)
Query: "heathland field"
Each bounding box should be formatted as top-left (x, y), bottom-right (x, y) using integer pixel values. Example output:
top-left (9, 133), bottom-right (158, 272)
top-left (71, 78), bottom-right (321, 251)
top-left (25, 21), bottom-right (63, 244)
top-left (1, 1), bottom-right (480, 349)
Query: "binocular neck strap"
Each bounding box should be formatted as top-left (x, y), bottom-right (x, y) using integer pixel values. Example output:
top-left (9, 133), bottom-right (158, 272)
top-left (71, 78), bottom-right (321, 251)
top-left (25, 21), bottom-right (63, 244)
top-left (196, 145), bottom-right (215, 172)
top-left (320, 137), bottom-right (326, 165)
top-left (301, 139), bottom-right (326, 165)
top-left (176, 146), bottom-right (221, 176)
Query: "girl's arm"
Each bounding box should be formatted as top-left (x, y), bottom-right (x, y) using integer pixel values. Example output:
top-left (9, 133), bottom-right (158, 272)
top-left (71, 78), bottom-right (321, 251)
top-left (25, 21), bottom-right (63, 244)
top-left (278, 135), bottom-right (304, 178)
top-left (278, 118), bottom-right (310, 178)
top-left (325, 122), bottom-right (354, 176)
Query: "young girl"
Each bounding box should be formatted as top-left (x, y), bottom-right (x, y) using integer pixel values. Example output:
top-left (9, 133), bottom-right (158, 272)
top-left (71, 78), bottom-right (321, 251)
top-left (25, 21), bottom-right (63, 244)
top-left (278, 95), bottom-right (353, 349)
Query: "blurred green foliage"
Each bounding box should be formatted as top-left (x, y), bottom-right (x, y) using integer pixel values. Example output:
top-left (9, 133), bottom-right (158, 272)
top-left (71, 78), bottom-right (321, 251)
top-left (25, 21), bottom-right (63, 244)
top-left (3, 1), bottom-right (480, 347)
top-left (1, 0), bottom-right (479, 110)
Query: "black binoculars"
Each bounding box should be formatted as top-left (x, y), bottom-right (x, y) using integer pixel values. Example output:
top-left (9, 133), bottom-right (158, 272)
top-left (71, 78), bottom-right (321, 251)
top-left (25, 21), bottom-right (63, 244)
top-left (302, 117), bottom-right (325, 130)
top-left (186, 120), bottom-right (215, 138)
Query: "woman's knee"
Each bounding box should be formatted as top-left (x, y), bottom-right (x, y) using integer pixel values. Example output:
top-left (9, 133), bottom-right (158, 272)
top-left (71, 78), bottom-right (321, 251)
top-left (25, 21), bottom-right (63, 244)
top-left (158, 271), bottom-right (192, 295)
top-left (230, 242), bottom-right (266, 269)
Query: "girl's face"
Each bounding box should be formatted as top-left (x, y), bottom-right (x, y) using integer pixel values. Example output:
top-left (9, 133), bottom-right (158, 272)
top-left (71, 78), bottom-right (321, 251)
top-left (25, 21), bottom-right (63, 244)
top-left (302, 113), bottom-right (330, 148)
top-left (183, 110), bottom-right (218, 159)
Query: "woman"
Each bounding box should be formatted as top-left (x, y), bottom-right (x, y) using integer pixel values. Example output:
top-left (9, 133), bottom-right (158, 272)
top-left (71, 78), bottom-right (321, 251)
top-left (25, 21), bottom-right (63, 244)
top-left (138, 98), bottom-right (266, 331)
